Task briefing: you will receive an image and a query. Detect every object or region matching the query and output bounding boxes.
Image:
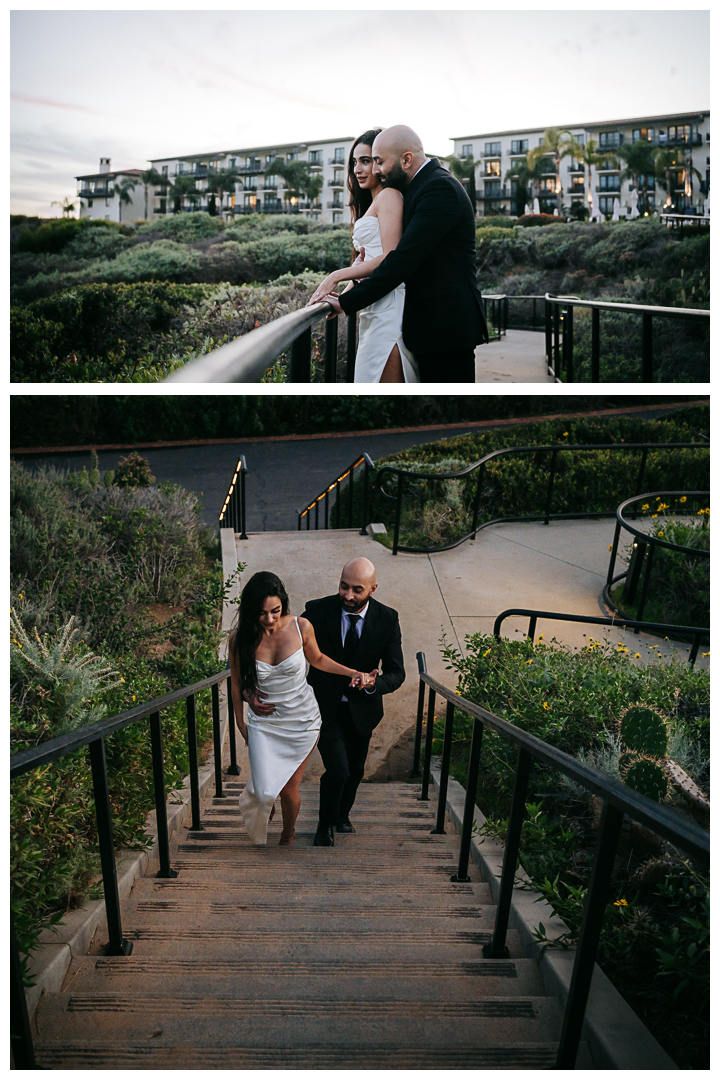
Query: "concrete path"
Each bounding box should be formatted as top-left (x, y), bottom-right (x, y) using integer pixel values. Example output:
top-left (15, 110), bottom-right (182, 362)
top-left (229, 520), bottom-right (706, 783)
top-left (475, 330), bottom-right (552, 383)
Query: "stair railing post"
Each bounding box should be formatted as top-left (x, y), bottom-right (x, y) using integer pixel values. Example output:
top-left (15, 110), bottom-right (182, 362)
top-left (186, 694), bottom-right (202, 831)
top-left (88, 736), bottom-right (132, 956)
top-left (239, 458), bottom-right (248, 540)
top-left (634, 539), bottom-right (656, 626)
top-left (544, 448), bottom-right (558, 525)
top-left (606, 519), bottom-right (622, 586)
top-left (635, 446), bottom-right (649, 498)
top-left (545, 299), bottom-right (552, 374)
top-left (324, 313), bottom-right (338, 383)
top-left (149, 710), bottom-right (178, 879)
top-left (565, 304), bottom-right (574, 382)
top-left (591, 307), bottom-right (600, 382)
top-left (484, 746), bottom-right (532, 959)
top-left (289, 326), bottom-right (312, 382)
top-left (10, 915), bottom-right (36, 1069)
top-left (410, 654), bottom-right (427, 778)
top-left (432, 701), bottom-right (454, 834)
top-left (471, 463), bottom-right (486, 537)
top-left (555, 801), bottom-right (624, 1068)
top-left (642, 312), bottom-right (653, 382)
top-left (360, 455), bottom-right (374, 535)
top-left (420, 688), bottom-right (436, 801)
top-left (348, 463), bottom-right (354, 527)
top-left (211, 683), bottom-right (224, 800)
top-left (452, 717), bottom-right (484, 882)
top-left (226, 676), bottom-right (241, 775)
top-left (392, 472), bottom-right (404, 556)
top-left (346, 311), bottom-right (357, 381)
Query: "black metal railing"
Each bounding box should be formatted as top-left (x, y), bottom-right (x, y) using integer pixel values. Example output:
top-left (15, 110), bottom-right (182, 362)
top-left (218, 455), bottom-right (248, 536)
top-left (604, 490), bottom-right (709, 628)
top-left (411, 654), bottom-right (709, 1069)
top-left (165, 302), bottom-right (357, 384)
top-left (482, 294), bottom-right (508, 340)
top-left (492, 607), bottom-right (708, 667)
top-left (544, 293), bottom-right (710, 382)
top-left (374, 441), bottom-right (708, 555)
top-left (10, 667), bottom-right (242, 1068)
top-left (297, 453), bottom-right (375, 532)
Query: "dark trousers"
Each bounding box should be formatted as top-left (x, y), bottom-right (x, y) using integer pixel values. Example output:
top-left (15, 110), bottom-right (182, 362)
top-left (317, 703), bottom-right (372, 826)
top-left (415, 348), bottom-right (476, 383)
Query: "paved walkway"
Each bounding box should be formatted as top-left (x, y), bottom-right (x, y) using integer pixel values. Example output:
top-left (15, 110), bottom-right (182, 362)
top-left (475, 330), bottom-right (552, 383)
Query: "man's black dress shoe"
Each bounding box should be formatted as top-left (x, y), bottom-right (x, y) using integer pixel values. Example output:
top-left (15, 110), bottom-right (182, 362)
top-left (313, 824), bottom-right (334, 847)
top-left (335, 818), bottom-right (355, 833)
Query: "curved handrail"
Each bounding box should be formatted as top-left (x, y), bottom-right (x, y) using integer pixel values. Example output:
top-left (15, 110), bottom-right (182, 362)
top-left (614, 490), bottom-right (710, 555)
top-left (544, 292), bottom-right (710, 319)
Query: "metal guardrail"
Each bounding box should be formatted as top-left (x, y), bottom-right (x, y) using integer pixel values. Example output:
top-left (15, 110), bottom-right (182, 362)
top-left (218, 455), bottom-right (248, 536)
top-left (411, 653), bottom-right (709, 1069)
top-left (10, 667), bottom-right (241, 1068)
top-left (544, 293), bottom-right (710, 383)
top-left (491, 607), bottom-right (708, 666)
top-left (604, 490), bottom-right (709, 627)
top-left (373, 441), bottom-right (708, 555)
top-left (298, 453), bottom-right (375, 532)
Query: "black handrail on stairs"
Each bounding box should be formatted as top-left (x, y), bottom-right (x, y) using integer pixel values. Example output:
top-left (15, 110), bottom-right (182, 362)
top-left (218, 455), bottom-right (248, 537)
top-left (10, 667), bottom-right (240, 1069)
top-left (297, 453), bottom-right (375, 533)
top-left (412, 653), bottom-right (709, 1070)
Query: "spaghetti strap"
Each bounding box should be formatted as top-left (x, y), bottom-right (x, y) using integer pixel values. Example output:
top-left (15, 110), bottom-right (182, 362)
top-left (294, 616), bottom-right (303, 647)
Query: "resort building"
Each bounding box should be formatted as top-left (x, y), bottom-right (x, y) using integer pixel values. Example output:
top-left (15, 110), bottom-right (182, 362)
top-left (452, 110), bottom-right (710, 219)
top-left (75, 159), bottom-right (146, 223)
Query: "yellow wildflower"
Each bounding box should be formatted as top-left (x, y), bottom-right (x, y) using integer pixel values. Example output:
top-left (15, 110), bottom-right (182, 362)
top-left (634, 653), bottom-right (641, 659)
top-left (679, 496), bottom-right (687, 503)
top-left (613, 898), bottom-right (628, 907)
top-left (542, 702), bottom-right (550, 710)
top-left (641, 504), bottom-right (649, 511)
top-left (483, 648), bottom-right (491, 657)
top-left (702, 652), bottom-right (710, 657)
top-left (526, 659), bottom-right (533, 665)
top-left (132, 695), bottom-right (136, 702)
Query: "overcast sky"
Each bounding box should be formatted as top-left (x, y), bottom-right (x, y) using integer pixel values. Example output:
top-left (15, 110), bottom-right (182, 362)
top-left (11, 7), bottom-right (710, 216)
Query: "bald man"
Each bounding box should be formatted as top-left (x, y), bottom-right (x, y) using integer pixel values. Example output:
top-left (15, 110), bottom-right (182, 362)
top-left (301, 558), bottom-right (405, 846)
top-left (324, 125), bottom-right (489, 384)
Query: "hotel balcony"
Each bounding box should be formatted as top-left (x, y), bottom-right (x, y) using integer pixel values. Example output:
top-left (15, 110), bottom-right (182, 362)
top-left (326, 200), bottom-right (344, 209)
top-left (78, 186), bottom-right (110, 198)
top-left (331, 154), bottom-right (345, 165)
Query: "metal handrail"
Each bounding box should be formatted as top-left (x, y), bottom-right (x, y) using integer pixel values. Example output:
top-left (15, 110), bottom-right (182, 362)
top-left (218, 455), bottom-right (248, 537)
top-left (492, 606), bottom-right (708, 666)
top-left (297, 453), bottom-right (375, 533)
top-left (412, 653), bottom-right (709, 1069)
top-left (10, 665), bottom-right (240, 1068)
top-left (544, 293), bottom-right (710, 382)
top-left (604, 490), bottom-right (709, 626)
top-left (373, 441), bottom-right (709, 555)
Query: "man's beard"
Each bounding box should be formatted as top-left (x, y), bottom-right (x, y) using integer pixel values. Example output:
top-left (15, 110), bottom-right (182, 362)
top-left (342, 595), bottom-right (367, 612)
top-left (382, 160), bottom-right (408, 191)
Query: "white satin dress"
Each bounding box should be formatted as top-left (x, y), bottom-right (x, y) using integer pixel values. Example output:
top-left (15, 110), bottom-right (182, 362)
top-left (352, 215), bottom-right (419, 383)
top-left (238, 618), bottom-right (322, 845)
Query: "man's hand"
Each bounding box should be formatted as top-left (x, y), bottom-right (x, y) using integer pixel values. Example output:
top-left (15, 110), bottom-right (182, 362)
top-left (321, 294), bottom-right (342, 319)
top-left (242, 686), bottom-right (275, 716)
top-left (363, 669), bottom-right (379, 691)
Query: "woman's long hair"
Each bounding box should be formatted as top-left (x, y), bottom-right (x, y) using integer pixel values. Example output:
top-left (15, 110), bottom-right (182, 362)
top-left (230, 571), bottom-right (289, 696)
top-left (347, 127), bottom-right (384, 223)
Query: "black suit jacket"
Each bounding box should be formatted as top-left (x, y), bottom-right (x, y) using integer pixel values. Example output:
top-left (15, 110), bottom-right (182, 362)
top-left (338, 159), bottom-right (489, 353)
top-left (301, 594), bottom-right (405, 738)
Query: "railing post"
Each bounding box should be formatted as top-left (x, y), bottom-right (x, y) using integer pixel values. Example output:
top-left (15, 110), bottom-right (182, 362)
top-left (432, 702), bottom-right (454, 834)
top-left (226, 676), bottom-right (240, 775)
top-left (392, 472), bottom-right (404, 556)
top-left (315, 499), bottom-right (319, 529)
top-left (10, 915), bottom-right (36, 1069)
top-left (554, 305), bottom-right (562, 378)
top-left (544, 448), bottom-right (558, 525)
top-left (324, 314), bottom-right (338, 383)
top-left (89, 737), bottom-right (132, 956)
top-left (348, 463), bottom-right (354, 527)
top-left (642, 312), bottom-right (653, 382)
top-left (325, 490), bottom-right (330, 529)
top-left (634, 447), bottom-right (649, 498)
top-left (484, 747), bottom-right (532, 959)
top-left (186, 694), bottom-right (202, 832)
top-left (420, 688), bottom-right (436, 801)
top-left (591, 307), bottom-right (600, 382)
top-left (150, 711), bottom-right (178, 879)
top-left (471, 463), bottom-right (485, 537)
top-left (346, 311), bottom-right (357, 381)
top-left (212, 683), bottom-right (224, 800)
top-left (545, 299), bottom-right (552, 373)
top-left (360, 456), bottom-right (373, 535)
top-left (564, 304), bottom-right (574, 381)
top-left (452, 717), bottom-right (484, 883)
top-left (555, 801), bottom-right (624, 1068)
top-left (239, 460), bottom-right (248, 540)
top-left (634, 540), bottom-right (656, 626)
top-left (335, 472), bottom-right (342, 530)
top-left (411, 668), bottom-right (426, 779)
top-left (606, 519), bottom-right (622, 585)
top-left (289, 326), bottom-right (312, 382)
top-left (527, 615), bottom-right (537, 642)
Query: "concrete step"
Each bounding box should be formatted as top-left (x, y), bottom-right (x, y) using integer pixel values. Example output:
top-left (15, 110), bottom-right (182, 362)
top-left (33, 1041), bottom-right (561, 1069)
top-left (132, 876), bottom-right (494, 904)
top-left (61, 954), bottom-right (546, 997)
top-left (36, 992), bottom-right (563, 1046)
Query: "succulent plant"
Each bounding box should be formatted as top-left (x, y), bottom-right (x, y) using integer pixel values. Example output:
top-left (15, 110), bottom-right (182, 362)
top-left (620, 706), bottom-right (669, 759)
top-left (623, 756), bottom-right (669, 803)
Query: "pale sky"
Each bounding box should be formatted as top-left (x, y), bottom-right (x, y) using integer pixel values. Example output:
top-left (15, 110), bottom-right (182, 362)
top-left (11, 8), bottom-right (710, 216)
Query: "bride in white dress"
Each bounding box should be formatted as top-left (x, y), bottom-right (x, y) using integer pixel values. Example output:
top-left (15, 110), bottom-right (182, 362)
top-left (308, 127), bottom-right (419, 384)
top-left (228, 572), bottom-right (372, 846)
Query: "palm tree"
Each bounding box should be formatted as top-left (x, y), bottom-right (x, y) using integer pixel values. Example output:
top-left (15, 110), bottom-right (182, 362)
top-left (504, 156), bottom-right (544, 215)
top-left (654, 146), bottom-right (701, 213)
top-left (139, 167), bottom-right (165, 221)
top-left (268, 158), bottom-right (323, 209)
top-left (575, 138), bottom-right (617, 221)
top-left (617, 140), bottom-right (658, 214)
top-left (528, 127), bottom-right (574, 213)
top-left (110, 176), bottom-right (138, 223)
top-left (169, 174), bottom-right (200, 214)
top-left (51, 197), bottom-right (77, 218)
top-left (206, 168), bottom-right (239, 217)
top-left (446, 155), bottom-right (477, 212)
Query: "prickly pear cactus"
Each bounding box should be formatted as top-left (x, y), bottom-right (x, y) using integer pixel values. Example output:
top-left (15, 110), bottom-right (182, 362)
top-left (620, 706), bottom-right (669, 759)
top-left (623, 756), bottom-right (669, 803)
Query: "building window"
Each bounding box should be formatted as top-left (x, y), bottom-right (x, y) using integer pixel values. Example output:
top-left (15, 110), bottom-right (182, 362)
top-left (287, 151), bottom-right (298, 161)
top-left (632, 128), bottom-right (655, 143)
top-left (159, 197), bottom-right (166, 214)
top-left (332, 211), bottom-right (343, 223)
top-left (461, 143), bottom-right (473, 158)
top-left (668, 124), bottom-right (692, 143)
top-left (309, 150), bottom-right (322, 164)
top-left (484, 161), bottom-right (500, 177)
top-left (599, 131), bottom-right (623, 149)
top-left (333, 148), bottom-right (345, 164)
top-left (637, 174), bottom-right (656, 190)
top-left (540, 177), bottom-right (555, 191)
top-left (598, 196), bottom-right (617, 214)
top-left (599, 160), bottom-right (618, 171)
top-left (484, 180), bottom-right (502, 197)
top-left (511, 139), bottom-right (529, 154)
top-left (599, 174), bottom-right (620, 191)
top-left (484, 141), bottom-right (501, 156)
top-left (87, 199), bottom-right (93, 207)
top-left (264, 175), bottom-right (278, 189)
top-left (161, 165), bottom-right (168, 176)
top-left (571, 176), bottom-right (585, 190)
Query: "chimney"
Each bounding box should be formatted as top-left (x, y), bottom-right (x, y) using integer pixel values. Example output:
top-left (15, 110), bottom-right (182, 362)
top-left (99, 157), bottom-right (111, 173)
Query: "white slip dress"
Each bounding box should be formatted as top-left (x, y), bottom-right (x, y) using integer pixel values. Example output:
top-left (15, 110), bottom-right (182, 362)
top-left (352, 215), bottom-right (419, 383)
top-left (238, 618), bottom-right (322, 845)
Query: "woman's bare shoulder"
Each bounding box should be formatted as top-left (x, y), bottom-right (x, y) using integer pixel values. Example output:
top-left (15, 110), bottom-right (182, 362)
top-left (375, 186), bottom-right (404, 209)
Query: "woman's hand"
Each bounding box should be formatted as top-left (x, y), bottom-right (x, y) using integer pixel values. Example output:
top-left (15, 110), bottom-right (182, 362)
top-left (349, 670), bottom-right (374, 690)
top-left (307, 272), bottom-right (339, 306)
top-left (237, 718), bottom-right (249, 746)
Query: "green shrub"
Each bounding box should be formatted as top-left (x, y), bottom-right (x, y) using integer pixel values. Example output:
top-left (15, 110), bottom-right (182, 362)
top-left (114, 451), bottom-right (156, 488)
top-left (136, 211), bottom-right (225, 241)
top-left (16, 217), bottom-right (126, 254)
top-left (515, 213), bottom-right (565, 227)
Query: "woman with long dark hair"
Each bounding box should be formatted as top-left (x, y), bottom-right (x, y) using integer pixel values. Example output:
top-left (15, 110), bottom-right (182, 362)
top-left (307, 128), bottom-right (418, 383)
top-left (229, 572), bottom-right (373, 846)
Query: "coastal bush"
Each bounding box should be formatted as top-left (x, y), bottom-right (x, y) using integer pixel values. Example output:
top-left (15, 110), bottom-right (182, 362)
top-left (16, 217), bottom-right (126, 255)
top-left (135, 211), bottom-right (224, 241)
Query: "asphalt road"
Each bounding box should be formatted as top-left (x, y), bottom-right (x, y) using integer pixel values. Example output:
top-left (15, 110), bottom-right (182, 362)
top-left (13, 403), bottom-right (699, 532)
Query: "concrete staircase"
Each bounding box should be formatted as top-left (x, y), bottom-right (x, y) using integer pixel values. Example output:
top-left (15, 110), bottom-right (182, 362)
top-left (32, 780), bottom-right (585, 1069)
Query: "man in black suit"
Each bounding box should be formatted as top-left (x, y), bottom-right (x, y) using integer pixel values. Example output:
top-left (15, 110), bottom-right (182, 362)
top-left (323, 124), bottom-right (489, 383)
top-left (301, 557), bottom-right (405, 847)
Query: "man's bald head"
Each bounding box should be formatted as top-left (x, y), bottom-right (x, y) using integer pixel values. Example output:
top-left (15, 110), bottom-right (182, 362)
top-left (339, 557), bottom-right (378, 612)
top-left (372, 126), bottom-right (427, 190)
